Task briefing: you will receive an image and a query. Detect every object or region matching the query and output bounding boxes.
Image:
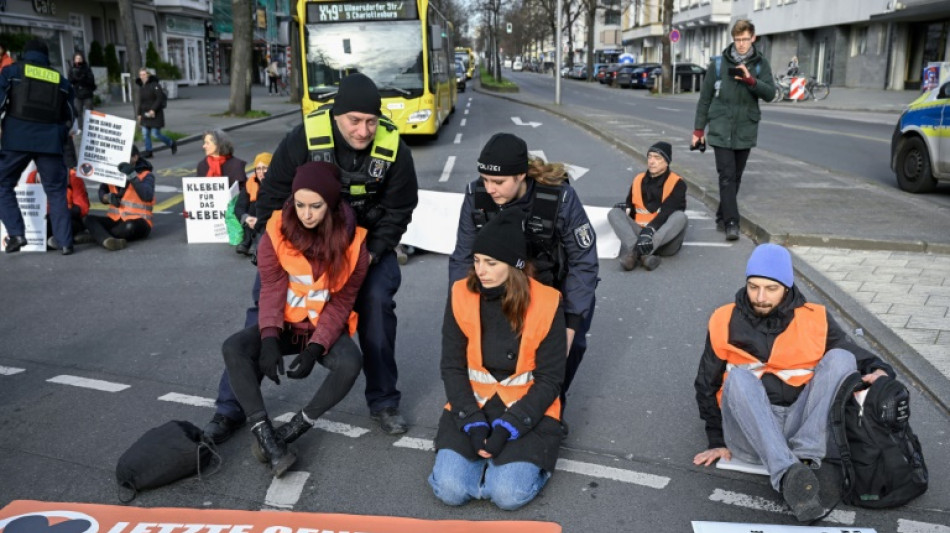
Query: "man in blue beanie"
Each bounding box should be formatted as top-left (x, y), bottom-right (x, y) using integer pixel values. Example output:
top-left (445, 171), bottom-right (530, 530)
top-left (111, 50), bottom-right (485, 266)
top-left (692, 243), bottom-right (895, 521)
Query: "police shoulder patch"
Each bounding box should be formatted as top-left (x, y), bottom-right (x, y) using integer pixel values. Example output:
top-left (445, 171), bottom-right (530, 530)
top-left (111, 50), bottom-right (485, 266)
top-left (573, 223), bottom-right (594, 249)
top-left (369, 159), bottom-right (387, 179)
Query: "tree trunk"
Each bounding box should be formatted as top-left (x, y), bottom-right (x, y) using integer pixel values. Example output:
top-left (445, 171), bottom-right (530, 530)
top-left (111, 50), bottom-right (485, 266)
top-left (289, 0), bottom-right (301, 101)
top-left (229, 0), bottom-right (253, 115)
top-left (661, 0), bottom-right (673, 93)
top-left (116, 0), bottom-right (143, 116)
top-left (585, 6), bottom-right (594, 81)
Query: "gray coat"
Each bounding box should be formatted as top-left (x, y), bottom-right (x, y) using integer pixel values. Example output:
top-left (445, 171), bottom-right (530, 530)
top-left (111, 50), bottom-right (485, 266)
top-left (136, 75), bottom-right (167, 129)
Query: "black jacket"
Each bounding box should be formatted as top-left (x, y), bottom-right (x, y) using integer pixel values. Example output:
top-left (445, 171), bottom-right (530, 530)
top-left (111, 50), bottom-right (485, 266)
top-left (98, 157), bottom-right (156, 204)
top-left (436, 283), bottom-right (566, 471)
top-left (68, 58), bottom-right (96, 99)
top-left (256, 118), bottom-right (418, 260)
top-left (694, 286), bottom-right (895, 449)
top-left (621, 168), bottom-right (687, 231)
top-left (135, 74), bottom-right (167, 129)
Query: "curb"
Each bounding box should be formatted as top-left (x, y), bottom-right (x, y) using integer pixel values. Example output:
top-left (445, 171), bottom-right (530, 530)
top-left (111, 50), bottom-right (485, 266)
top-left (138, 107), bottom-right (302, 155)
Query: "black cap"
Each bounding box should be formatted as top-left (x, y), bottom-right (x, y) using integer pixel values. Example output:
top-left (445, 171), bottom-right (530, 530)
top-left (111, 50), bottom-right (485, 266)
top-left (332, 73), bottom-right (382, 116)
top-left (477, 133), bottom-right (529, 176)
top-left (472, 208), bottom-right (527, 270)
top-left (23, 39), bottom-right (49, 56)
top-left (648, 141), bottom-right (672, 163)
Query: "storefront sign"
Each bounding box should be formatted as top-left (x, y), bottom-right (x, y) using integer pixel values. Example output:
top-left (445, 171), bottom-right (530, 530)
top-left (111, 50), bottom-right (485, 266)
top-left (33, 0), bottom-right (56, 16)
top-left (166, 15), bottom-right (204, 36)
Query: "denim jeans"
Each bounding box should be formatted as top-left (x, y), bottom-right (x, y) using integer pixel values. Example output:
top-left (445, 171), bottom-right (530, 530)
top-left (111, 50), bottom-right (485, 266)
top-left (141, 127), bottom-right (173, 152)
top-left (428, 449), bottom-right (551, 511)
top-left (721, 349), bottom-right (857, 490)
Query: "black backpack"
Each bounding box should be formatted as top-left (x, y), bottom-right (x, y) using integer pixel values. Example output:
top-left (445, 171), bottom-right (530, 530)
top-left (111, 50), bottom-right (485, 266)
top-left (830, 373), bottom-right (928, 508)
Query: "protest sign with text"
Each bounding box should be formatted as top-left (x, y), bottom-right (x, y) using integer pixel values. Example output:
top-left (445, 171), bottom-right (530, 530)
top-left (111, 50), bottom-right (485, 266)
top-left (182, 177), bottom-right (237, 243)
top-left (0, 184), bottom-right (47, 252)
top-left (76, 110), bottom-right (137, 186)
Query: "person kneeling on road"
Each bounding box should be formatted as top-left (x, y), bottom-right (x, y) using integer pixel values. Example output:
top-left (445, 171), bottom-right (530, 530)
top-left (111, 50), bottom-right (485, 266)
top-left (693, 243), bottom-right (894, 522)
top-left (235, 151), bottom-right (271, 257)
top-left (608, 141), bottom-right (687, 271)
top-left (430, 208), bottom-right (565, 510)
top-left (222, 162), bottom-right (368, 478)
top-left (83, 146), bottom-right (154, 251)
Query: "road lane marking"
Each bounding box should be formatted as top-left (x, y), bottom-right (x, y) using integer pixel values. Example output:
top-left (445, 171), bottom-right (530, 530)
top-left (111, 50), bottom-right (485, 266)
top-left (47, 375), bottom-right (130, 392)
top-left (154, 185), bottom-right (180, 193)
top-left (439, 156), bottom-right (457, 182)
top-left (685, 210), bottom-right (710, 219)
top-left (264, 471), bottom-right (310, 509)
top-left (460, 118), bottom-right (467, 127)
top-left (898, 519), bottom-right (950, 533)
top-left (0, 366), bottom-right (25, 376)
top-left (464, 109), bottom-right (469, 115)
top-left (274, 412), bottom-right (370, 438)
top-left (158, 392), bottom-right (216, 408)
top-left (683, 242), bottom-right (734, 247)
top-left (556, 458), bottom-right (670, 489)
top-left (394, 437), bottom-right (435, 451)
top-left (709, 488), bottom-right (855, 525)
top-left (454, 133), bottom-right (462, 144)
top-left (766, 120), bottom-right (888, 144)
top-left (656, 107), bottom-right (679, 112)
top-left (153, 193), bottom-right (184, 213)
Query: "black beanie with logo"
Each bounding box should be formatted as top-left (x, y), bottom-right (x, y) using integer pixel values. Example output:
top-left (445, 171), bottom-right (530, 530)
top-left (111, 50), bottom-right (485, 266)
top-left (477, 133), bottom-right (529, 176)
top-left (332, 73), bottom-right (382, 116)
top-left (472, 208), bottom-right (527, 270)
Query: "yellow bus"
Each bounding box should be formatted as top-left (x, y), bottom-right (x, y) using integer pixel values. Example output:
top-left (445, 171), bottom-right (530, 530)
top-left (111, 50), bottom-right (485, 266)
top-left (454, 47), bottom-right (476, 79)
top-left (297, 0), bottom-right (457, 136)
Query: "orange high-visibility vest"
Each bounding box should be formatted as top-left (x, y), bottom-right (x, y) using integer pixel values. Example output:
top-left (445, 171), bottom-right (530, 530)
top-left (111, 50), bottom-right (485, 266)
top-left (26, 169), bottom-right (88, 214)
top-left (107, 170), bottom-right (154, 227)
top-left (631, 171), bottom-right (682, 227)
top-left (246, 175), bottom-right (260, 203)
top-left (266, 212), bottom-right (366, 334)
top-left (709, 302), bottom-right (828, 405)
top-left (447, 277), bottom-right (563, 420)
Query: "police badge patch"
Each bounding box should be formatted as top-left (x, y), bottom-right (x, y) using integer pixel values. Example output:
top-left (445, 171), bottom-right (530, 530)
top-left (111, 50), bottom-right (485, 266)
top-left (573, 223), bottom-right (594, 249)
top-left (369, 159), bottom-right (387, 179)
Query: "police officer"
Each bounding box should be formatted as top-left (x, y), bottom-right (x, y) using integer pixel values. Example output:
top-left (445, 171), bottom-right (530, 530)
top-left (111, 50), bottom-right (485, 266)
top-left (203, 73), bottom-right (418, 442)
top-left (449, 133), bottom-right (598, 412)
top-left (0, 39), bottom-right (75, 254)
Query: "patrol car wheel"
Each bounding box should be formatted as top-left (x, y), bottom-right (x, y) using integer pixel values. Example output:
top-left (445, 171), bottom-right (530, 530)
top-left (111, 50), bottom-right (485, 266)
top-left (896, 136), bottom-right (937, 193)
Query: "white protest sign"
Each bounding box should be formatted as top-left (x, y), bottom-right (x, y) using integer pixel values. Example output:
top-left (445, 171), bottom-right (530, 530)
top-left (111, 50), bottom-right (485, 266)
top-left (76, 110), bottom-right (137, 186)
top-left (693, 522), bottom-right (876, 533)
top-left (182, 177), bottom-right (236, 243)
top-left (0, 183), bottom-right (48, 252)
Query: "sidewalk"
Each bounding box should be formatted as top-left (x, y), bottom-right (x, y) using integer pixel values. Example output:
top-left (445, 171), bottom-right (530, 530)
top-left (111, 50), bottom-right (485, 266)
top-left (480, 80), bottom-right (950, 413)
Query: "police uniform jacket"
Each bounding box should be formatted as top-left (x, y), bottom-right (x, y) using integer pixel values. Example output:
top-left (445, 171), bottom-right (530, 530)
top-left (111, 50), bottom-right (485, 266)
top-left (621, 167), bottom-right (687, 231)
top-left (256, 118), bottom-right (418, 261)
top-left (449, 178), bottom-right (598, 332)
top-left (0, 50), bottom-right (74, 154)
top-left (436, 283), bottom-right (566, 472)
top-left (694, 285), bottom-right (895, 449)
top-left (135, 74), bottom-right (167, 129)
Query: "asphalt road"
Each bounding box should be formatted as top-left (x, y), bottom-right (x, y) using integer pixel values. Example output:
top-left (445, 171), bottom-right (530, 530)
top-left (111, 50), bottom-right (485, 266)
top-left (1, 90), bottom-right (948, 532)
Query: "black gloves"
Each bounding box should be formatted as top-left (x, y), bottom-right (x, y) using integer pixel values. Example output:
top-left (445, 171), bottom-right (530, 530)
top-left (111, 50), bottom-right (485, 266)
top-left (117, 162), bottom-right (135, 175)
top-left (466, 424), bottom-right (490, 455)
top-left (287, 343), bottom-right (324, 379)
top-left (109, 192), bottom-right (123, 207)
top-left (258, 337), bottom-right (284, 385)
top-left (636, 227), bottom-right (655, 256)
top-left (483, 425), bottom-right (511, 457)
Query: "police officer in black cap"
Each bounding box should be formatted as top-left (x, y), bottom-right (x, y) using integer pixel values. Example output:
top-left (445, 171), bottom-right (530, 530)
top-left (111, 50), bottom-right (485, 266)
top-left (0, 38), bottom-right (76, 254)
top-left (204, 73), bottom-right (418, 442)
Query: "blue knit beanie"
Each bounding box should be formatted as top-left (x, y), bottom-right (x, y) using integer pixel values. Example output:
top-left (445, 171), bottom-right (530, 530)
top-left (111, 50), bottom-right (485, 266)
top-left (746, 243), bottom-right (794, 288)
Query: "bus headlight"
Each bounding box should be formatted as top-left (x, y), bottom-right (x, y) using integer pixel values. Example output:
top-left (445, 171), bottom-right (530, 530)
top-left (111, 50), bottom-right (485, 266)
top-left (407, 110), bottom-right (432, 123)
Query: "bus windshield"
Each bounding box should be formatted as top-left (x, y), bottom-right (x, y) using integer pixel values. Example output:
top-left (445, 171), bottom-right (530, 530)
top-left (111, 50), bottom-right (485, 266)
top-left (304, 21), bottom-right (424, 99)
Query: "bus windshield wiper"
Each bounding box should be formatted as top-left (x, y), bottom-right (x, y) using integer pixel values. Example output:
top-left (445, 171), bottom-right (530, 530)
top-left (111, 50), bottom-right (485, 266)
top-left (378, 84), bottom-right (411, 96)
top-left (313, 90), bottom-right (338, 101)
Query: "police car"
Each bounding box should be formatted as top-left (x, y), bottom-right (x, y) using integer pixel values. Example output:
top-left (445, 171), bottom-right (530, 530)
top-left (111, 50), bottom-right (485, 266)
top-left (890, 81), bottom-right (950, 193)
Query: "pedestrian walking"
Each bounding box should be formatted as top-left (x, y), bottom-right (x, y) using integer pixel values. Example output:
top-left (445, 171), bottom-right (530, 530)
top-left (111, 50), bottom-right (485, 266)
top-left (0, 38), bottom-right (76, 255)
top-left (222, 162), bottom-right (368, 478)
top-left (692, 19), bottom-right (775, 241)
top-left (135, 68), bottom-right (177, 158)
top-left (608, 141), bottom-right (687, 271)
top-left (448, 133), bottom-right (597, 412)
top-left (430, 208), bottom-right (566, 511)
top-left (83, 146), bottom-right (154, 251)
top-left (267, 61), bottom-right (280, 95)
top-left (68, 52), bottom-right (97, 128)
top-left (202, 73), bottom-right (418, 445)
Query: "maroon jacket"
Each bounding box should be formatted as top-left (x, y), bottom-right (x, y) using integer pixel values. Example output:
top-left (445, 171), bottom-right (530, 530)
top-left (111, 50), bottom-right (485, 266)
top-left (257, 203), bottom-right (369, 348)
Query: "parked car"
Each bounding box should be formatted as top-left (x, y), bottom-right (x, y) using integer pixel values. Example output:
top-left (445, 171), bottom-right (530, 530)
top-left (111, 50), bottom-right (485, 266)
top-left (561, 65), bottom-right (572, 77)
top-left (455, 62), bottom-right (466, 92)
top-left (645, 63), bottom-right (707, 91)
top-left (602, 63), bottom-right (623, 85)
top-left (891, 81), bottom-right (950, 193)
top-left (614, 65), bottom-right (638, 88)
top-left (512, 60), bottom-right (524, 71)
top-left (569, 64), bottom-right (587, 79)
top-left (628, 63), bottom-right (661, 89)
top-left (591, 63), bottom-right (608, 82)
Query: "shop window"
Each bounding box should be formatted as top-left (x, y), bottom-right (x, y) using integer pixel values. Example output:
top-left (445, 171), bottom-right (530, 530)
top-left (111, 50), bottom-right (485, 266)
top-left (851, 26), bottom-right (868, 57)
top-left (144, 26), bottom-right (156, 48)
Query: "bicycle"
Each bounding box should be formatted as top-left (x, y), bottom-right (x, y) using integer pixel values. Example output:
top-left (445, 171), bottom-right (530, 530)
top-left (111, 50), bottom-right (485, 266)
top-left (803, 77), bottom-right (829, 101)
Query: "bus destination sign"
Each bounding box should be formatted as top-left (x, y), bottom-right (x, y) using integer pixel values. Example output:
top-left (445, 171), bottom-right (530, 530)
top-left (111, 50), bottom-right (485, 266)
top-left (308, 1), bottom-right (418, 22)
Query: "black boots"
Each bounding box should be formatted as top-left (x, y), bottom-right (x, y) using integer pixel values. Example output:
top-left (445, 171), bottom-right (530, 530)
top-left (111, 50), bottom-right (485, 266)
top-left (250, 418), bottom-right (297, 477)
top-left (252, 412), bottom-right (312, 464)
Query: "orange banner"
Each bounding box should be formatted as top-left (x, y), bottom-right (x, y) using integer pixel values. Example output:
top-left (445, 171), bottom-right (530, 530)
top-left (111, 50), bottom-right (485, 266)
top-left (0, 500), bottom-right (561, 533)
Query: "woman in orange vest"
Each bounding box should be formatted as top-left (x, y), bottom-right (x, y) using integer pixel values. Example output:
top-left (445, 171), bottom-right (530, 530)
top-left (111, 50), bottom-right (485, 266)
top-left (234, 151), bottom-right (271, 257)
top-left (82, 146), bottom-right (154, 251)
top-left (430, 208), bottom-right (566, 511)
top-left (222, 161), bottom-right (368, 478)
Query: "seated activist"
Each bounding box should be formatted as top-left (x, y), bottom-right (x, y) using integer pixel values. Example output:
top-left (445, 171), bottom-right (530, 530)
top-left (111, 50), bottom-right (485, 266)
top-left (23, 165), bottom-right (92, 249)
top-left (607, 141), bottom-right (687, 271)
top-left (82, 146), bottom-right (154, 251)
top-left (197, 129), bottom-right (246, 188)
top-left (693, 243), bottom-right (895, 522)
top-left (221, 161), bottom-right (368, 478)
top-left (234, 151), bottom-right (271, 257)
top-left (430, 208), bottom-right (566, 511)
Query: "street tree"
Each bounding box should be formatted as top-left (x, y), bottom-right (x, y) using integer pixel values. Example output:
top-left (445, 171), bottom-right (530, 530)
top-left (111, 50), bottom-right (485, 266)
top-left (532, 0), bottom-right (583, 70)
top-left (229, 0), bottom-right (253, 115)
top-left (116, 0), bottom-right (143, 111)
top-left (660, 0), bottom-right (673, 92)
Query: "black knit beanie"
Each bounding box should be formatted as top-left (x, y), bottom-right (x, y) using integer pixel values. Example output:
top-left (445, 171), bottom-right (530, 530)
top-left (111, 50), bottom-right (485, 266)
top-left (23, 39), bottom-right (49, 56)
top-left (648, 141), bottom-right (673, 163)
top-left (332, 73), bottom-right (382, 116)
top-left (477, 133), bottom-right (529, 176)
top-left (292, 161), bottom-right (342, 210)
top-left (473, 208), bottom-right (527, 270)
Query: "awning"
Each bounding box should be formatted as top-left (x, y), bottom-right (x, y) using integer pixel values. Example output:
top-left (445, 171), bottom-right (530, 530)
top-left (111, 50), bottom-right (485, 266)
top-left (870, 1), bottom-right (950, 23)
top-left (0, 12), bottom-right (72, 31)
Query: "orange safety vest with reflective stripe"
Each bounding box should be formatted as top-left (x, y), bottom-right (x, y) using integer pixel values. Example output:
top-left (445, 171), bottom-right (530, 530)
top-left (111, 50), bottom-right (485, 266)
top-left (246, 175), bottom-right (260, 203)
top-left (709, 302), bottom-right (828, 405)
top-left (265, 213), bottom-right (366, 334)
top-left (631, 171), bottom-right (682, 227)
top-left (447, 277), bottom-right (563, 420)
top-left (25, 169), bottom-right (88, 215)
top-left (107, 170), bottom-right (154, 227)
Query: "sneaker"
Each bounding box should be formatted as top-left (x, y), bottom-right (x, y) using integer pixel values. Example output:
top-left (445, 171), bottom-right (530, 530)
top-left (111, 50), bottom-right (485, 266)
top-left (47, 236), bottom-right (60, 249)
top-left (781, 462), bottom-right (824, 522)
top-left (103, 237), bottom-right (127, 251)
top-left (370, 407), bottom-right (408, 435)
top-left (725, 222), bottom-right (740, 241)
top-left (641, 254), bottom-right (661, 271)
top-left (61, 245), bottom-right (74, 256)
top-left (170, 140), bottom-right (178, 155)
top-left (203, 413), bottom-right (246, 444)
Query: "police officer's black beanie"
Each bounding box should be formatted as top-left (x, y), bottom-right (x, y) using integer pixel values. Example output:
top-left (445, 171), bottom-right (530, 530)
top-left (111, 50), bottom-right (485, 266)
top-left (478, 133), bottom-right (529, 176)
top-left (472, 208), bottom-right (527, 270)
top-left (332, 74), bottom-right (382, 116)
top-left (23, 39), bottom-right (48, 56)
top-left (648, 141), bottom-right (673, 163)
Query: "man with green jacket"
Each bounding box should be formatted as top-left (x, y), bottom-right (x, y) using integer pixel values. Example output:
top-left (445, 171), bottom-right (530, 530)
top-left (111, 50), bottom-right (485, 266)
top-left (692, 20), bottom-right (775, 241)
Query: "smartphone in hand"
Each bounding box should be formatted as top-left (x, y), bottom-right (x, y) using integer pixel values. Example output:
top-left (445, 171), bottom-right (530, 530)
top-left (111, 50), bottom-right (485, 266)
top-left (728, 67), bottom-right (744, 77)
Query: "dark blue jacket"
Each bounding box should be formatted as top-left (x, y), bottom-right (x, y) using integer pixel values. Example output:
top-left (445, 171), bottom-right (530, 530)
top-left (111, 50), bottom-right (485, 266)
top-left (449, 178), bottom-right (599, 330)
top-left (0, 50), bottom-right (74, 154)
